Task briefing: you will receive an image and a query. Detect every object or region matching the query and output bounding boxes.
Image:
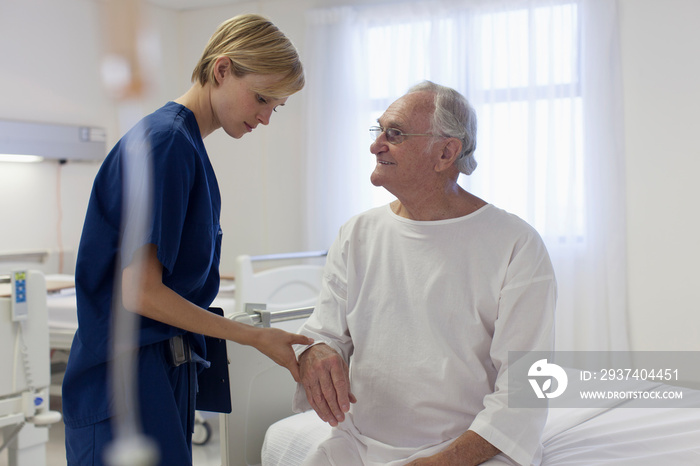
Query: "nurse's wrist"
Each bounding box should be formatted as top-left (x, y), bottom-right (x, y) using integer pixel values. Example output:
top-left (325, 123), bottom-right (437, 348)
top-left (227, 319), bottom-right (261, 347)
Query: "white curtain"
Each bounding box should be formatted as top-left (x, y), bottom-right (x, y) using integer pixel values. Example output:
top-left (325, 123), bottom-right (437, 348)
top-left (303, 0), bottom-right (628, 351)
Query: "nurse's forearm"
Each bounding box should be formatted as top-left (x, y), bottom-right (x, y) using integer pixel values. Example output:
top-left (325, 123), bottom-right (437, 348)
top-left (121, 243), bottom-right (312, 381)
top-left (121, 243), bottom-right (258, 345)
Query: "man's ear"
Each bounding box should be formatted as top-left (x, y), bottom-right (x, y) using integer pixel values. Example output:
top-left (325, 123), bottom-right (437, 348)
top-left (213, 56), bottom-right (231, 86)
top-left (435, 137), bottom-right (463, 172)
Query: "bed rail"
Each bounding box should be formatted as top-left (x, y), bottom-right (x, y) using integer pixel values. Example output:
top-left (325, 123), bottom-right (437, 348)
top-left (249, 250), bottom-right (327, 262)
top-left (242, 304), bottom-right (314, 328)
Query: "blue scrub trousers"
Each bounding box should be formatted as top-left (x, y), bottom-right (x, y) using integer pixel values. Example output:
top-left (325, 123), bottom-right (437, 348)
top-left (65, 340), bottom-right (195, 466)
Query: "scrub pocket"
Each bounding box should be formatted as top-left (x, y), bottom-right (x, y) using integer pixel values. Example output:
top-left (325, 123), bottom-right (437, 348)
top-left (65, 418), bottom-right (113, 466)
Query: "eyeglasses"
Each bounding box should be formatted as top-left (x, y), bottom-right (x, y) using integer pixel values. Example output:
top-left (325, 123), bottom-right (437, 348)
top-left (369, 126), bottom-right (437, 145)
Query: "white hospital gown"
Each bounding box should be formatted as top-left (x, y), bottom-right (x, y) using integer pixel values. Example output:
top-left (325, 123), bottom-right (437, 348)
top-left (294, 204), bottom-right (556, 466)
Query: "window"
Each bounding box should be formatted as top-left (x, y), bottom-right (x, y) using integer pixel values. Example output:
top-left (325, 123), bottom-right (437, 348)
top-left (305, 0), bottom-right (628, 351)
top-left (361, 2), bottom-right (584, 239)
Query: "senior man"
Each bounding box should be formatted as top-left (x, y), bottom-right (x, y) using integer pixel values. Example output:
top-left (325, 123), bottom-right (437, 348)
top-left (294, 81), bottom-right (556, 466)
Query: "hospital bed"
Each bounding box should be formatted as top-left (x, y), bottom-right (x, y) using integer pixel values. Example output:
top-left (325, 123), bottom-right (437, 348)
top-left (42, 250), bottom-right (327, 352)
top-left (39, 251), bottom-right (325, 464)
top-left (0, 271), bottom-right (62, 466)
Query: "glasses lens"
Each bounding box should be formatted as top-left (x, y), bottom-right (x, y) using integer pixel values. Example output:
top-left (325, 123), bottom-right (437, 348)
top-left (369, 126), bottom-right (406, 144)
top-left (385, 128), bottom-right (403, 144)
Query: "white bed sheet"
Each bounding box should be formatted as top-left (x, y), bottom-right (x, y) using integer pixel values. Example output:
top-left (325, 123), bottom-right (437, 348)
top-left (47, 290), bottom-right (80, 350)
top-left (262, 383), bottom-right (700, 466)
top-left (45, 274), bottom-right (79, 350)
top-left (542, 405), bottom-right (700, 465)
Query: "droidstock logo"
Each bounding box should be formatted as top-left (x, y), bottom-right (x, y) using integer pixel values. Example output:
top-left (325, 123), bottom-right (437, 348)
top-left (528, 359), bottom-right (568, 399)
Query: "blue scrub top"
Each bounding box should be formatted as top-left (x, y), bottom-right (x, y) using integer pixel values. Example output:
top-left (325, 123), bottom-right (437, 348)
top-left (63, 102), bottom-right (222, 428)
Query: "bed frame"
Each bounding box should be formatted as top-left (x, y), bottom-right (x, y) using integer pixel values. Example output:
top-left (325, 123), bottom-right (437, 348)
top-left (219, 252), bottom-right (325, 466)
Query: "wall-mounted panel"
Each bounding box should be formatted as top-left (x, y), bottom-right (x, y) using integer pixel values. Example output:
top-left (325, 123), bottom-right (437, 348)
top-left (0, 119), bottom-right (106, 162)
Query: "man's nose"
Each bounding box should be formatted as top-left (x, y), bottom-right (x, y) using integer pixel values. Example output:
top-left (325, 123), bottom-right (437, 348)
top-left (370, 132), bottom-right (388, 154)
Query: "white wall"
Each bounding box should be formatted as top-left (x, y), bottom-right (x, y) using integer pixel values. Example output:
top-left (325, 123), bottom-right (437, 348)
top-left (619, 0), bottom-right (700, 351)
top-left (0, 0), bottom-right (334, 276)
top-left (1, 0), bottom-right (698, 349)
top-left (0, 0), bottom-right (105, 274)
top-left (177, 1), bottom-right (313, 274)
top-left (0, 0), bottom-right (179, 274)
top-left (176, 0), bottom-right (385, 273)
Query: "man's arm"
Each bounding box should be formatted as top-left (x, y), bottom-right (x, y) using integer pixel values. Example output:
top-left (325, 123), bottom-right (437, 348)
top-left (406, 430), bottom-right (500, 466)
top-left (298, 343), bottom-right (356, 426)
top-left (464, 229), bottom-right (556, 465)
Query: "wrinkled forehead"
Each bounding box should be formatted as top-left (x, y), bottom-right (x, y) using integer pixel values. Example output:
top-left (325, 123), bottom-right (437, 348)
top-left (379, 91), bottom-right (435, 131)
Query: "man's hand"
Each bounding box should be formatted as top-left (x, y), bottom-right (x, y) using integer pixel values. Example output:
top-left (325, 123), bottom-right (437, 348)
top-left (405, 456), bottom-right (443, 466)
top-left (298, 343), bottom-right (356, 426)
top-left (404, 430), bottom-right (500, 466)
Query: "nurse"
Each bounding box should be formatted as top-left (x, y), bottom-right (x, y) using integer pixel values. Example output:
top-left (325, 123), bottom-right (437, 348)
top-left (62, 14), bottom-right (311, 465)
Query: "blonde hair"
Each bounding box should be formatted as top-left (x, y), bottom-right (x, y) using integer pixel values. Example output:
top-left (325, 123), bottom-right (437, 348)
top-left (191, 14), bottom-right (304, 99)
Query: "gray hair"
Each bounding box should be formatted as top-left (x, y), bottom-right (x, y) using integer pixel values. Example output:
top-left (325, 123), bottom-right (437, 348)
top-left (408, 81), bottom-right (478, 175)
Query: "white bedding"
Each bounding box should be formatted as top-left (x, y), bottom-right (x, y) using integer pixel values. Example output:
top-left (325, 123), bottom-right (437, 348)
top-left (47, 290), bottom-right (80, 350)
top-left (262, 381), bottom-right (700, 466)
top-left (45, 275), bottom-right (79, 350)
top-left (542, 405), bottom-right (700, 464)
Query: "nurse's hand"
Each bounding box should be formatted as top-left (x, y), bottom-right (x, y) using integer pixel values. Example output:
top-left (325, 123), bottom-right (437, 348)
top-left (298, 343), bottom-right (356, 426)
top-left (253, 327), bottom-right (314, 383)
